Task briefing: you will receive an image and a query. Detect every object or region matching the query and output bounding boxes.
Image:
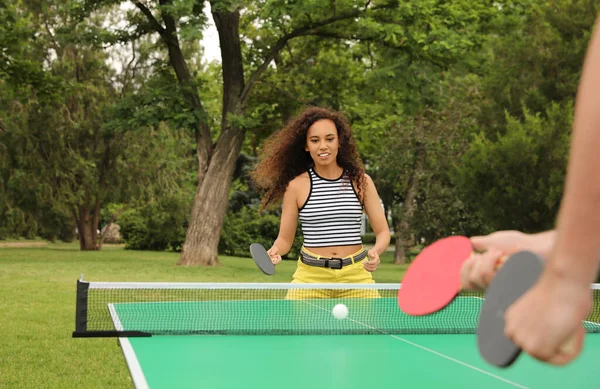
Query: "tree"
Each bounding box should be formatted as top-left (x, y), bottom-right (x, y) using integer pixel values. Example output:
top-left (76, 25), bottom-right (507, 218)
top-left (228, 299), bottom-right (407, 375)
top-left (342, 0), bottom-right (502, 263)
top-left (79, 0), bottom-right (401, 265)
top-left (0, 1), bottom-right (191, 249)
top-left (371, 74), bottom-right (486, 263)
top-left (456, 0), bottom-right (599, 234)
top-left (456, 102), bottom-right (573, 232)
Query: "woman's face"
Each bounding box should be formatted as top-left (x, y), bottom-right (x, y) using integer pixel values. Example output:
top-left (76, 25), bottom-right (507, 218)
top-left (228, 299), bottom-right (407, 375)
top-left (305, 119), bottom-right (340, 167)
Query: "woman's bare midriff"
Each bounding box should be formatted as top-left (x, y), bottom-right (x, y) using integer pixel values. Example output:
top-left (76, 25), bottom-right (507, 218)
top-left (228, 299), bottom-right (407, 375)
top-left (304, 244), bottom-right (364, 258)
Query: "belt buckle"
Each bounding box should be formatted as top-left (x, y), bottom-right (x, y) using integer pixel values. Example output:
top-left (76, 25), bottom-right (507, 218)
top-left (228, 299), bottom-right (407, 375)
top-left (326, 258), bottom-right (343, 269)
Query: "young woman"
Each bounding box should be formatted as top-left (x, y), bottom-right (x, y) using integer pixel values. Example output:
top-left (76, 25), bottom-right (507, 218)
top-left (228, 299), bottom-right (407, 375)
top-left (251, 106), bottom-right (390, 298)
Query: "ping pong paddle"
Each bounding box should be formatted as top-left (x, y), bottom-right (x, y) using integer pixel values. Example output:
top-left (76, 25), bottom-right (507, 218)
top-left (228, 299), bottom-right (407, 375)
top-left (477, 250), bottom-right (581, 367)
top-left (250, 243), bottom-right (275, 275)
top-left (398, 235), bottom-right (506, 316)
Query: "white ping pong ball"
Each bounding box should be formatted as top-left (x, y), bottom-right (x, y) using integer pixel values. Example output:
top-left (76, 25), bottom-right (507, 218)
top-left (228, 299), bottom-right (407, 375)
top-left (332, 304), bottom-right (348, 320)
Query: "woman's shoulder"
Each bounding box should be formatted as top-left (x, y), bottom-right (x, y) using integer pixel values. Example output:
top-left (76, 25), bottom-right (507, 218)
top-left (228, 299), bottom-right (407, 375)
top-left (284, 171), bottom-right (311, 207)
top-left (288, 171), bottom-right (310, 189)
top-left (363, 172), bottom-right (374, 184)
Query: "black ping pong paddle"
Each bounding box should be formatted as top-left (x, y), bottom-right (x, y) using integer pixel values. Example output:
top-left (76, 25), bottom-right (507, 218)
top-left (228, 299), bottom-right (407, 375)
top-left (250, 243), bottom-right (275, 275)
top-left (477, 250), bottom-right (580, 367)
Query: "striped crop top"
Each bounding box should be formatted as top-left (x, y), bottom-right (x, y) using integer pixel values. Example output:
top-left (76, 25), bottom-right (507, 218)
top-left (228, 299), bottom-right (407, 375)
top-left (298, 168), bottom-right (363, 248)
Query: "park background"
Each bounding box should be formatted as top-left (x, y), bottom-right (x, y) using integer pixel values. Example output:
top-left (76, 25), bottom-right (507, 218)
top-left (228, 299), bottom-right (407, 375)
top-left (1, 0), bottom-right (599, 387)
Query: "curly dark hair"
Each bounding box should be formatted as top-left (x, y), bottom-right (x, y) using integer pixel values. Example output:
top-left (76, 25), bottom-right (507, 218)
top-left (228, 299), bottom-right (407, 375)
top-left (251, 106), bottom-right (367, 210)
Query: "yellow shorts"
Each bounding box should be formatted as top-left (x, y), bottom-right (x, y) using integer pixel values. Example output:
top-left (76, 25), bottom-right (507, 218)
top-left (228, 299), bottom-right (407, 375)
top-left (285, 246), bottom-right (380, 300)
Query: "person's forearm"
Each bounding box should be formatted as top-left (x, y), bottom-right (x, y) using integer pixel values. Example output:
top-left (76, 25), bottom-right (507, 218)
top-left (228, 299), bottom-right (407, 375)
top-left (272, 237), bottom-right (293, 256)
top-left (550, 17), bottom-right (600, 283)
top-left (371, 231), bottom-right (391, 255)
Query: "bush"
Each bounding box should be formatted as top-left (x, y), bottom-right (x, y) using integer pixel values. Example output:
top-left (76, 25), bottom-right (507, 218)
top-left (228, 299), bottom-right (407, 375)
top-left (118, 197), bottom-right (189, 251)
top-left (0, 207), bottom-right (38, 240)
top-left (0, 204), bottom-right (74, 242)
top-left (219, 206), bottom-right (303, 259)
top-left (455, 102), bottom-right (572, 232)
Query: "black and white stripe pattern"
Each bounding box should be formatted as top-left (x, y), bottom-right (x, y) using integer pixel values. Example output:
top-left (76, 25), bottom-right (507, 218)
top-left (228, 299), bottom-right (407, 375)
top-left (298, 168), bottom-right (363, 248)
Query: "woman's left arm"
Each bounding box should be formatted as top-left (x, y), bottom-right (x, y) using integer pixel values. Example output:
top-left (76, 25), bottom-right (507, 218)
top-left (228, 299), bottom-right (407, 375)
top-left (362, 174), bottom-right (391, 256)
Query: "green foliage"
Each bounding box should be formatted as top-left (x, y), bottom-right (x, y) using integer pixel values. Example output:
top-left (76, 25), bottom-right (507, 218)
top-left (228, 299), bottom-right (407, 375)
top-left (367, 69), bottom-right (486, 243)
top-left (116, 150), bottom-right (294, 255)
top-left (410, 177), bottom-right (490, 242)
top-left (118, 196), bottom-right (191, 251)
top-left (360, 0), bottom-right (596, 243)
top-left (0, 206), bottom-right (39, 240)
top-left (219, 206), bottom-right (304, 259)
top-left (0, 17), bottom-right (63, 102)
top-left (456, 101), bottom-right (573, 232)
top-left (2, 0), bottom-right (597, 256)
top-left (219, 151), bottom-right (303, 258)
top-left (0, 0), bottom-right (196, 246)
top-left (478, 0), bottom-right (599, 132)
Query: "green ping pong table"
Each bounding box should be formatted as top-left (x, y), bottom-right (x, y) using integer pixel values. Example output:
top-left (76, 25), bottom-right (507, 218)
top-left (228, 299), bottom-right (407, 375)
top-left (74, 281), bottom-right (600, 388)
top-left (119, 332), bottom-right (600, 389)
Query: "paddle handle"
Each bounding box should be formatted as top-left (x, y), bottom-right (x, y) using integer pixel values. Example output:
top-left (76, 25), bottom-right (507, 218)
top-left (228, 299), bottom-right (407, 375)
top-left (494, 254), bottom-right (508, 269)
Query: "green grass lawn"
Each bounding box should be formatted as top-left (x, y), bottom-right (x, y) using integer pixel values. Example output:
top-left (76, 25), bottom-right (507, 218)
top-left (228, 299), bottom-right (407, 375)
top-left (0, 242), bottom-right (408, 389)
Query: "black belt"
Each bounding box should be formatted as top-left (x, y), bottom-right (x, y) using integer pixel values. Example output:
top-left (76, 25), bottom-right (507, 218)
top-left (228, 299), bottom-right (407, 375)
top-left (300, 249), bottom-right (368, 269)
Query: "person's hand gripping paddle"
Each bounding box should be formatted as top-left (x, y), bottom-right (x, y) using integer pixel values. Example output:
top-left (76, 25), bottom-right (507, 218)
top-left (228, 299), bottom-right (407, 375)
top-left (398, 236), bottom-right (506, 316)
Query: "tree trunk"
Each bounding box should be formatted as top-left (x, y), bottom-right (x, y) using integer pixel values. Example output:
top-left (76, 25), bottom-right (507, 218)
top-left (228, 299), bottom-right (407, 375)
top-left (177, 8), bottom-right (246, 266)
top-left (77, 205), bottom-right (99, 251)
top-left (394, 145), bottom-right (426, 264)
top-left (178, 129), bottom-right (245, 265)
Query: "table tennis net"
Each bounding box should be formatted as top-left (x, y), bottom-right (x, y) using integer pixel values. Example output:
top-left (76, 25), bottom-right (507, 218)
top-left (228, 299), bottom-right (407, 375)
top-left (72, 280), bottom-right (600, 337)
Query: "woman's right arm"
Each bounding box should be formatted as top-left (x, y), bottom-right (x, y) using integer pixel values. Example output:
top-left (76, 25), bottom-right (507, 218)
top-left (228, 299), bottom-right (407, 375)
top-left (268, 183), bottom-right (299, 258)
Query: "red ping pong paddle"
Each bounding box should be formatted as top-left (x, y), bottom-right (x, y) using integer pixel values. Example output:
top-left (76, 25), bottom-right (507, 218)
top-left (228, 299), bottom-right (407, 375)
top-left (398, 235), bottom-right (506, 316)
